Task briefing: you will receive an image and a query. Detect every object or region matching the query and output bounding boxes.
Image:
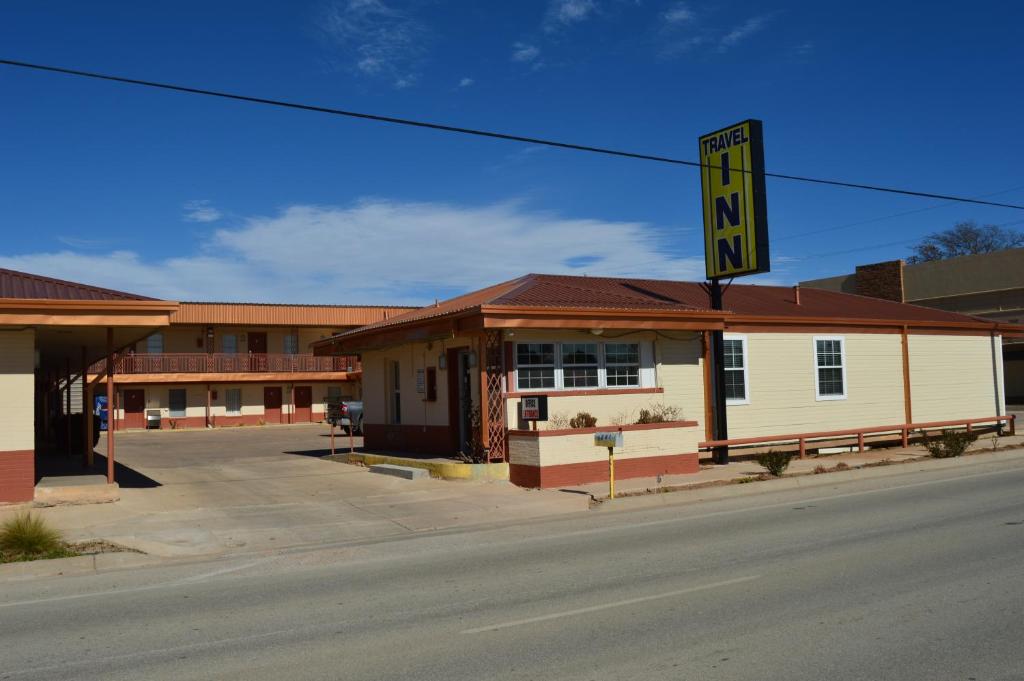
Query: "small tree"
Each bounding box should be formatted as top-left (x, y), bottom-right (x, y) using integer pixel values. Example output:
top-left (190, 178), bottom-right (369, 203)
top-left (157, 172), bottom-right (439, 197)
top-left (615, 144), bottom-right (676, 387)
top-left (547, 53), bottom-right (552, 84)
top-left (907, 221), bottom-right (1024, 264)
top-left (569, 412), bottom-right (598, 428)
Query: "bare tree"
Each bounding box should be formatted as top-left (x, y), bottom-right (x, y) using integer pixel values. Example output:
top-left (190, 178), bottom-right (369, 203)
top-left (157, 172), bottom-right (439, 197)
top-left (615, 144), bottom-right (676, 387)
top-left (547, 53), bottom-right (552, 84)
top-left (907, 221), bottom-right (1024, 264)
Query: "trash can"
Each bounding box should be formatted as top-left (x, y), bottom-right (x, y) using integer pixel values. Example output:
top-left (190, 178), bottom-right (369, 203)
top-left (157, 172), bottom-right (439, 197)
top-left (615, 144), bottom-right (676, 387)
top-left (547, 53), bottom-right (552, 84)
top-left (146, 409), bottom-right (162, 430)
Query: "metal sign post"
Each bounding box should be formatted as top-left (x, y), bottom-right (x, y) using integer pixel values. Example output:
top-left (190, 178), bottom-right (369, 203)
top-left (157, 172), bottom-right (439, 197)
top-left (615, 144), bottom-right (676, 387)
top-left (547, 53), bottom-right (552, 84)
top-left (699, 119), bottom-right (770, 466)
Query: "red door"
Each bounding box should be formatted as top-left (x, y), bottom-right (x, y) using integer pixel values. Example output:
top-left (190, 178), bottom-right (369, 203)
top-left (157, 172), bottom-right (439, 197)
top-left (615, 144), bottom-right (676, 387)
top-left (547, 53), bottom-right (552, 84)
top-left (264, 387), bottom-right (283, 424)
top-left (123, 389), bottom-right (146, 429)
top-left (293, 386), bottom-right (312, 423)
top-left (248, 332), bottom-right (268, 371)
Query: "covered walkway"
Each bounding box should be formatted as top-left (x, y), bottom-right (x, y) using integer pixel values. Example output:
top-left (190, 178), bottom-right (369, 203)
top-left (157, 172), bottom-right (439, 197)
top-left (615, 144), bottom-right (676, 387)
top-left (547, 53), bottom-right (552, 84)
top-left (0, 268), bottom-right (177, 503)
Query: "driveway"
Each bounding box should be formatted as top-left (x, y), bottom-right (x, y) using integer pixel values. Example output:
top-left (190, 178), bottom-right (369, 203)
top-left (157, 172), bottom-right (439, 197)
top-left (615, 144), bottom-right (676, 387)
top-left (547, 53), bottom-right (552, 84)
top-left (6, 425), bottom-right (588, 557)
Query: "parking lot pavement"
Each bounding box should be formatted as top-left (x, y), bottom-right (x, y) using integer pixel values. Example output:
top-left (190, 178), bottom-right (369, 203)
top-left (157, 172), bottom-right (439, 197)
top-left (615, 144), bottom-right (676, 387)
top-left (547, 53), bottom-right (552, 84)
top-left (2, 425), bottom-right (589, 559)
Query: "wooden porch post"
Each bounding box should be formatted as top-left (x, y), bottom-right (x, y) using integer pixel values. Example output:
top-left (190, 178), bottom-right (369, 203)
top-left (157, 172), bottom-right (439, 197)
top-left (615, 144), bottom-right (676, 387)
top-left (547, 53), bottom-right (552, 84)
top-left (901, 326), bottom-right (913, 424)
top-left (65, 358), bottom-right (72, 456)
top-left (106, 327), bottom-right (115, 484)
top-left (81, 346), bottom-right (89, 465)
top-left (206, 383), bottom-right (211, 428)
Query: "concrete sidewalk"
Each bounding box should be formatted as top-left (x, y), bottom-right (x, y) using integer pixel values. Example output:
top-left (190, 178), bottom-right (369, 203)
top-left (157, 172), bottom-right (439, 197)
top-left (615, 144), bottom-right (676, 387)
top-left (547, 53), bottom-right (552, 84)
top-left (0, 426), bottom-right (589, 561)
top-left (566, 434), bottom-right (1024, 500)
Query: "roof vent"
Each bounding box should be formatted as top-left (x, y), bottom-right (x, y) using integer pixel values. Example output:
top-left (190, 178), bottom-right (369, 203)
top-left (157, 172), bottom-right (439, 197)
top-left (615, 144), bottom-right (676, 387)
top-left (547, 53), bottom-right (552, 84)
top-left (793, 285), bottom-right (801, 305)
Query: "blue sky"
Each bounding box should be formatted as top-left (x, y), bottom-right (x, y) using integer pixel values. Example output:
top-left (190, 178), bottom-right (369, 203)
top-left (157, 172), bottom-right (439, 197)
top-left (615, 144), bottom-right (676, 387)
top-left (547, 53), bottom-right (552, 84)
top-left (2, 1), bottom-right (1022, 304)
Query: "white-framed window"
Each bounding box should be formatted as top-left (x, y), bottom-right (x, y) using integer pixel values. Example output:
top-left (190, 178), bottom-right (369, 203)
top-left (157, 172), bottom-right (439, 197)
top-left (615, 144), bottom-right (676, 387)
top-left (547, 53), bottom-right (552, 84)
top-left (225, 388), bottom-right (242, 415)
top-left (221, 334), bottom-right (237, 354)
top-left (146, 332), bottom-right (164, 354)
top-left (561, 343), bottom-right (599, 388)
top-left (605, 342), bottom-right (641, 387)
top-left (516, 343), bottom-right (556, 390)
top-left (514, 340), bottom-right (652, 391)
top-left (168, 388), bottom-right (187, 418)
top-left (283, 333), bottom-right (299, 355)
top-left (814, 336), bottom-right (847, 400)
top-left (723, 334), bottom-right (749, 404)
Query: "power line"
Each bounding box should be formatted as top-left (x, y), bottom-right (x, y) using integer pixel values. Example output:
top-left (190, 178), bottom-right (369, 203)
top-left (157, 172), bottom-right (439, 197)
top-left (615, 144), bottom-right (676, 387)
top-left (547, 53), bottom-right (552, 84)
top-left (3, 57), bottom-right (1024, 211)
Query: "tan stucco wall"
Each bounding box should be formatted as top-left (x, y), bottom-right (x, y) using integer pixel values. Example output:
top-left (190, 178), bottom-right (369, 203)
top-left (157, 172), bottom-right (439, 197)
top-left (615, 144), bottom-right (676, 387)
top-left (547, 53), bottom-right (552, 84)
top-left (116, 381), bottom-right (354, 421)
top-left (362, 336), bottom-right (478, 426)
top-left (509, 426), bottom-right (703, 468)
top-left (908, 334), bottom-right (1003, 422)
top-left (0, 329), bottom-right (35, 451)
top-left (725, 332), bottom-right (907, 438)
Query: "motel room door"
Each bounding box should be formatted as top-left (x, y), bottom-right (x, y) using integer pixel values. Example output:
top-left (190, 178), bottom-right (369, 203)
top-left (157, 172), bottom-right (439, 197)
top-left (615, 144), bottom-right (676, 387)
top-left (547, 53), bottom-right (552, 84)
top-left (293, 386), bottom-right (312, 423)
top-left (122, 389), bottom-right (146, 430)
top-left (446, 348), bottom-right (474, 455)
top-left (248, 332), bottom-right (268, 371)
top-left (264, 386), bottom-right (283, 424)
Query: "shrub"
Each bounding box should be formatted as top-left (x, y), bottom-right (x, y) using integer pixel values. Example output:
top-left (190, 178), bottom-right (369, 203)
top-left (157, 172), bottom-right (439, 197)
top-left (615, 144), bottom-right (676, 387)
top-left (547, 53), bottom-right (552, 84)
top-left (0, 513), bottom-right (71, 561)
top-left (813, 465), bottom-right (828, 474)
top-left (458, 407), bottom-right (489, 463)
top-left (921, 429), bottom-right (976, 458)
top-left (547, 411), bottom-right (571, 430)
top-left (569, 412), bottom-right (598, 429)
top-left (834, 462), bottom-right (850, 471)
top-left (756, 450), bottom-right (793, 477)
top-left (636, 404), bottom-right (682, 424)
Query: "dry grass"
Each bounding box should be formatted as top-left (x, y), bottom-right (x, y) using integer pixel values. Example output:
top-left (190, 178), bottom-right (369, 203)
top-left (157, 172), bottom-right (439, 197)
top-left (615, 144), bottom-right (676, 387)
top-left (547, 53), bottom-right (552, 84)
top-left (0, 513), bottom-right (78, 563)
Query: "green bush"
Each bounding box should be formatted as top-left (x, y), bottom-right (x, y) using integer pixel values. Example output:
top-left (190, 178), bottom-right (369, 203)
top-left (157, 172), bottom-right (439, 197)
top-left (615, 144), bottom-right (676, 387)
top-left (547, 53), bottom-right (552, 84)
top-left (569, 412), bottom-right (598, 428)
top-left (0, 513), bottom-right (73, 562)
top-left (921, 429), bottom-right (977, 458)
top-left (756, 450), bottom-right (793, 477)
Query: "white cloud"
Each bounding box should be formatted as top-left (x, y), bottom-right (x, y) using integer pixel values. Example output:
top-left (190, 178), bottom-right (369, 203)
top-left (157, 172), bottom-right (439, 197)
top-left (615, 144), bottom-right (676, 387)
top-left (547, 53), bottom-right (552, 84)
top-left (183, 200), bottom-right (222, 223)
top-left (458, 77), bottom-right (474, 88)
top-left (320, 0), bottom-right (427, 87)
top-left (0, 199), bottom-right (705, 305)
top-left (662, 2), bottom-right (694, 24)
top-left (544, 0), bottom-right (598, 31)
top-left (511, 42), bottom-right (541, 63)
top-left (720, 15), bottom-right (768, 51)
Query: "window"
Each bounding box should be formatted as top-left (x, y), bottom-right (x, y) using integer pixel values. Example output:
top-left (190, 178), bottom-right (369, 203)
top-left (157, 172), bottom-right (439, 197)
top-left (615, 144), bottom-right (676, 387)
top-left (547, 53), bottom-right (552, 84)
top-left (388, 360), bottom-right (402, 424)
top-left (146, 332), bottom-right (163, 354)
top-left (222, 334), bottom-right (237, 354)
top-left (562, 343), bottom-right (599, 388)
top-left (515, 341), bottom-right (653, 391)
top-left (226, 388), bottom-right (242, 415)
top-left (283, 333), bottom-right (299, 355)
top-left (814, 337), bottom-right (847, 400)
top-left (605, 343), bottom-right (640, 387)
top-left (168, 389), bottom-right (187, 418)
top-left (517, 343), bottom-right (556, 390)
top-left (723, 335), bottom-right (748, 404)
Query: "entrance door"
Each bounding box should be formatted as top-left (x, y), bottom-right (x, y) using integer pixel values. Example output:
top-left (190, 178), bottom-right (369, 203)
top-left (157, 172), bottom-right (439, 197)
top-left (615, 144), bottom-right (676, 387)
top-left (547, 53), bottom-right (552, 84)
top-left (248, 332), bottom-right (268, 371)
top-left (123, 389), bottom-right (146, 429)
top-left (264, 386), bottom-right (283, 424)
top-left (293, 386), bottom-right (312, 423)
top-left (446, 348), bottom-right (474, 455)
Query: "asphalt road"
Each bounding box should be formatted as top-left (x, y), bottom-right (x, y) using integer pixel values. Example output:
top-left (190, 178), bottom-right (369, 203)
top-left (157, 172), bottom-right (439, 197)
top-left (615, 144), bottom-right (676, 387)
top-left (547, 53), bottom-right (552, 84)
top-left (3, 457), bottom-right (1024, 681)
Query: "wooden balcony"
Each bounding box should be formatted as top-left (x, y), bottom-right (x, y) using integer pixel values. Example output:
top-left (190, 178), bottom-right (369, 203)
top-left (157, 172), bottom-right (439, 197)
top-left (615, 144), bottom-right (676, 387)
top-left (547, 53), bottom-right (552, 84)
top-left (91, 353), bottom-right (360, 375)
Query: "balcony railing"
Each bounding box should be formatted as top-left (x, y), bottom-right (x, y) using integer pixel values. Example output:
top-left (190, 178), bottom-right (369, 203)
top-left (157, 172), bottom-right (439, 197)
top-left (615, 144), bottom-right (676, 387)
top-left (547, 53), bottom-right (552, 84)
top-left (90, 353), bottom-right (360, 375)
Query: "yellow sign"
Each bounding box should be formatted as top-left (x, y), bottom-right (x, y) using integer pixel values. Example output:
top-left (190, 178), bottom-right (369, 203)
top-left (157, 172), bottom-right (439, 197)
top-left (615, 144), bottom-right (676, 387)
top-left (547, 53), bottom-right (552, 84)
top-left (699, 119), bottom-right (769, 279)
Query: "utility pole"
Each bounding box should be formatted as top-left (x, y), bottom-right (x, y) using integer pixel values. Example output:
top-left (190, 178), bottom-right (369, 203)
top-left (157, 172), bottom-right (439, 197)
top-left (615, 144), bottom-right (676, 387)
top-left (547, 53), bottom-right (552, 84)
top-left (708, 280), bottom-right (729, 465)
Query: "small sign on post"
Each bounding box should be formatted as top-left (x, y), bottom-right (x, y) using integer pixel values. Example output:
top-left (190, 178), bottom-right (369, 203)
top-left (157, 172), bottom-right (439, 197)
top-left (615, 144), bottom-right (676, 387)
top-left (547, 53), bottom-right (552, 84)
top-left (520, 395), bottom-right (548, 430)
top-left (594, 431), bottom-right (624, 499)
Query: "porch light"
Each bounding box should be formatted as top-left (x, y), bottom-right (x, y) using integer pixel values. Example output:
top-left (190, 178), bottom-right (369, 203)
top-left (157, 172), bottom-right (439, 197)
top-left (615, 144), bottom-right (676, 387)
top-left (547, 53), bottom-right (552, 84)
top-left (590, 328), bottom-right (605, 336)
top-left (438, 353), bottom-right (446, 370)
top-left (467, 351), bottom-right (477, 368)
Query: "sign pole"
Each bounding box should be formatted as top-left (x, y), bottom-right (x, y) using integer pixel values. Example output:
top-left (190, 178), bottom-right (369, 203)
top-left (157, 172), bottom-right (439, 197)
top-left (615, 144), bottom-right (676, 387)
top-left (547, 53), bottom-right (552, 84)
top-left (709, 279), bottom-right (729, 465)
top-left (608, 446), bottom-right (615, 499)
top-left (330, 423), bottom-right (335, 456)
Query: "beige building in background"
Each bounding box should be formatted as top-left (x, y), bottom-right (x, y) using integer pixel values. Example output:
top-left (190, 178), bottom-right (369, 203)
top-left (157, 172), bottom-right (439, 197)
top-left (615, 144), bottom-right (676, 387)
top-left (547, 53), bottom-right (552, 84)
top-left (801, 249), bottom-right (1024, 403)
top-left (315, 273), bottom-right (1019, 489)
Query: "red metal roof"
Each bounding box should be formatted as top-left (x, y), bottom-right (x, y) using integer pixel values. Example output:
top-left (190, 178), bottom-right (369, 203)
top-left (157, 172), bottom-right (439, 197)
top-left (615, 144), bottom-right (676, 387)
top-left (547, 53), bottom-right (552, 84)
top-left (0, 268), bottom-right (158, 301)
top-left (323, 273), bottom-right (991, 343)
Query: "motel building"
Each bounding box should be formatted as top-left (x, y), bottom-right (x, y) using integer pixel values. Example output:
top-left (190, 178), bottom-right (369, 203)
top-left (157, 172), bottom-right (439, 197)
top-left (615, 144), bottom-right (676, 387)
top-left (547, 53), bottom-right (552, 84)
top-left (0, 267), bottom-right (409, 504)
top-left (90, 301), bottom-right (412, 430)
top-left (313, 273), bottom-right (1020, 489)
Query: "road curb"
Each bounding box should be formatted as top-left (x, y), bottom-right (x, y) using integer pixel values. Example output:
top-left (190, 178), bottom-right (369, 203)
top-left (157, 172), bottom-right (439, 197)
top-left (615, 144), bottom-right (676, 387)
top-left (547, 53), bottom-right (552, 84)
top-left (592, 447), bottom-right (1024, 512)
